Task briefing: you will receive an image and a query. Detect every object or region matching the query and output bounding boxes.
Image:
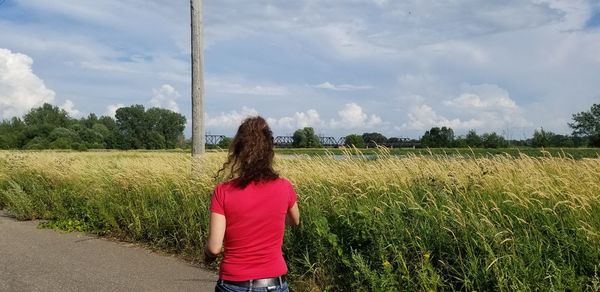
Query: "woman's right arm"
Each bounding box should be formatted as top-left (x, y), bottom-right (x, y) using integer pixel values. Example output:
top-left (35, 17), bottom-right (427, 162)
top-left (286, 202), bottom-right (300, 226)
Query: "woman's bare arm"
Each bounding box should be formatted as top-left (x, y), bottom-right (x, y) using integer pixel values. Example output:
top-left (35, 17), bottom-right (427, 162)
top-left (204, 212), bottom-right (226, 263)
top-left (286, 202), bottom-right (300, 226)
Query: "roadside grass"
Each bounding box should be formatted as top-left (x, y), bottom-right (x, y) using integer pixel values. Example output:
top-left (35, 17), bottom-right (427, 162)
top-left (0, 150), bottom-right (599, 291)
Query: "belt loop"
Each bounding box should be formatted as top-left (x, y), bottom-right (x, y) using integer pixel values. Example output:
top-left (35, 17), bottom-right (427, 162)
top-left (278, 276), bottom-right (282, 286)
top-left (249, 279), bottom-right (253, 292)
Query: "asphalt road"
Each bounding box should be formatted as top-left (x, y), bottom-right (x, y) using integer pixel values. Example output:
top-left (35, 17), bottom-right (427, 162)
top-left (0, 210), bottom-right (217, 292)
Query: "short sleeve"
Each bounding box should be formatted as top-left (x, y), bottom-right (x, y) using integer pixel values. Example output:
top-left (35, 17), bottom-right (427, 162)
top-left (210, 185), bottom-right (225, 215)
top-left (287, 181), bottom-right (298, 209)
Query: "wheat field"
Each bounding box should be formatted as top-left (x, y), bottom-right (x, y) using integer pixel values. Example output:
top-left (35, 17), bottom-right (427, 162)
top-left (0, 150), bottom-right (599, 291)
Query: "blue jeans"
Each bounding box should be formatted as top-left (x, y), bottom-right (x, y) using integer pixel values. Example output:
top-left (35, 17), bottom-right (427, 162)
top-left (215, 280), bottom-right (289, 292)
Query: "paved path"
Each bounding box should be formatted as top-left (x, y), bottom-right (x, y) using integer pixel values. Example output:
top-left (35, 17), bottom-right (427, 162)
top-left (0, 210), bottom-right (217, 292)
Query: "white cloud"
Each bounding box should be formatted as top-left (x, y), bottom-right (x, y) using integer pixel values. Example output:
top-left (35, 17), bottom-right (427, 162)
top-left (310, 23), bottom-right (398, 59)
top-left (372, 0), bottom-right (389, 8)
top-left (206, 106), bottom-right (260, 128)
top-left (330, 103), bottom-right (383, 130)
top-left (150, 84), bottom-right (180, 112)
top-left (206, 77), bottom-right (289, 96)
top-left (0, 48), bottom-right (55, 119)
top-left (105, 103), bottom-right (125, 118)
top-left (444, 84), bottom-right (518, 113)
top-left (447, 84), bottom-right (528, 128)
top-left (80, 60), bottom-right (135, 73)
top-left (420, 40), bottom-right (489, 64)
top-left (267, 109), bottom-right (323, 130)
top-left (401, 104), bottom-right (483, 131)
top-left (400, 84), bottom-right (529, 132)
top-left (60, 99), bottom-right (82, 117)
top-left (206, 103), bottom-right (384, 134)
top-left (312, 82), bottom-right (372, 91)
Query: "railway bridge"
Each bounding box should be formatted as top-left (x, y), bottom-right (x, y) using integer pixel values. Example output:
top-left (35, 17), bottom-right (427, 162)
top-left (205, 135), bottom-right (420, 148)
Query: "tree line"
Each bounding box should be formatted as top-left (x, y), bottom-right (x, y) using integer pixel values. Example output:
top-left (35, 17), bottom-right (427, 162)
top-left (415, 104), bottom-right (599, 148)
top-left (291, 103), bottom-right (600, 148)
top-left (1, 103), bottom-right (598, 150)
top-left (0, 103), bottom-right (186, 150)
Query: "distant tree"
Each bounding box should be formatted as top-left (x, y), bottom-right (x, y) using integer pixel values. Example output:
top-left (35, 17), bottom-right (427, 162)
top-left (48, 127), bottom-right (79, 149)
top-left (23, 103), bottom-right (72, 129)
top-left (24, 136), bottom-right (49, 150)
top-left (293, 127), bottom-right (321, 148)
top-left (0, 117), bottom-right (25, 148)
top-left (292, 129), bottom-right (307, 148)
top-left (509, 139), bottom-right (528, 147)
top-left (362, 132), bottom-right (387, 146)
top-left (452, 137), bottom-right (467, 148)
top-left (115, 105), bottom-right (147, 149)
top-left (80, 113), bottom-right (99, 129)
top-left (98, 116), bottom-right (116, 127)
top-left (569, 104), bottom-right (600, 136)
top-left (305, 128), bottom-right (322, 147)
top-left (532, 128), bottom-right (555, 148)
top-left (420, 131), bottom-right (433, 147)
top-left (0, 103), bottom-right (185, 150)
top-left (421, 127), bottom-right (454, 147)
top-left (92, 123), bottom-right (110, 140)
top-left (482, 132), bottom-right (508, 148)
top-left (22, 124), bottom-right (55, 145)
top-left (439, 127), bottom-right (454, 146)
top-left (78, 128), bottom-right (105, 147)
top-left (19, 104), bottom-right (73, 147)
top-left (569, 104), bottom-right (600, 147)
top-left (589, 135), bottom-right (600, 147)
top-left (97, 116), bottom-right (119, 149)
top-left (344, 134), bottom-right (365, 148)
top-left (71, 142), bottom-right (88, 151)
top-left (218, 137), bottom-right (233, 149)
top-left (50, 137), bottom-right (73, 149)
top-left (465, 130), bottom-right (483, 148)
top-left (146, 107), bottom-right (186, 149)
top-left (146, 131), bottom-right (166, 149)
top-left (571, 136), bottom-right (586, 147)
top-left (0, 134), bottom-right (10, 149)
top-left (549, 134), bottom-right (574, 147)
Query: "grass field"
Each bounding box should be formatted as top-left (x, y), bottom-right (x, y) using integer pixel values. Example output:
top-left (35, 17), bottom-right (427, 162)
top-left (1, 150), bottom-right (599, 291)
top-left (274, 147), bottom-right (600, 159)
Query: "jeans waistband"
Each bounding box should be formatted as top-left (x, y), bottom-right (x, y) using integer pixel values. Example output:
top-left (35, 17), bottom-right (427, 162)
top-left (219, 275), bottom-right (286, 288)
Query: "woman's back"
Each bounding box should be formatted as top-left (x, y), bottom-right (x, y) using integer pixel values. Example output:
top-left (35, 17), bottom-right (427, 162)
top-left (210, 178), bottom-right (297, 281)
top-left (205, 116), bottom-right (299, 291)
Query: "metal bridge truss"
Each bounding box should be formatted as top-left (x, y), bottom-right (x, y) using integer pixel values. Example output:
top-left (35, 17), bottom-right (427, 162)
top-left (207, 135), bottom-right (420, 148)
top-left (205, 135), bottom-right (226, 146)
top-left (319, 136), bottom-right (339, 147)
top-left (274, 136), bottom-right (294, 147)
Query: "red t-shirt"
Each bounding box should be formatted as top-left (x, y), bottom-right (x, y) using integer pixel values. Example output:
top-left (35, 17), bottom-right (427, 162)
top-left (210, 177), bottom-right (298, 281)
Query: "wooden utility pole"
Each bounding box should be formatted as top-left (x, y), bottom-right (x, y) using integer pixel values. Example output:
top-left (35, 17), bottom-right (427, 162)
top-left (191, 0), bottom-right (205, 156)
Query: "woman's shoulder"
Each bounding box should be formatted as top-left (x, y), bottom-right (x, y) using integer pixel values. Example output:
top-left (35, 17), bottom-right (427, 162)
top-left (272, 177), bottom-right (296, 192)
top-left (215, 180), bottom-right (236, 191)
top-left (274, 177), bottom-right (293, 186)
top-left (215, 177), bottom-right (293, 190)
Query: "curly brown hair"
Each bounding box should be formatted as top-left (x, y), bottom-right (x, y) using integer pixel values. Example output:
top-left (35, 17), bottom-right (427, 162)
top-left (216, 116), bottom-right (279, 189)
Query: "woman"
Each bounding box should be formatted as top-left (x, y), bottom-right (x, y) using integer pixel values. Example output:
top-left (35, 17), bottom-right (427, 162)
top-left (205, 116), bottom-right (300, 292)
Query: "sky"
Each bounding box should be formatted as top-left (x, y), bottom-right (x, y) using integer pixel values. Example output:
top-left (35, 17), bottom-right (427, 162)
top-left (0, 0), bottom-right (599, 139)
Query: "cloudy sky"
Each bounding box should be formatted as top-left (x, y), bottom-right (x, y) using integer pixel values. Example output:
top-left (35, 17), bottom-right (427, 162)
top-left (0, 0), bottom-right (599, 138)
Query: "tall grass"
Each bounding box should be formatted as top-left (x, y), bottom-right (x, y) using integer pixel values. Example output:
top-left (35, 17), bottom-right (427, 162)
top-left (0, 150), bottom-right (599, 291)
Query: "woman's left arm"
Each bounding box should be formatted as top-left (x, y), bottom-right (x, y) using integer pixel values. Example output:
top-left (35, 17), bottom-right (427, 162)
top-left (204, 212), bottom-right (226, 264)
